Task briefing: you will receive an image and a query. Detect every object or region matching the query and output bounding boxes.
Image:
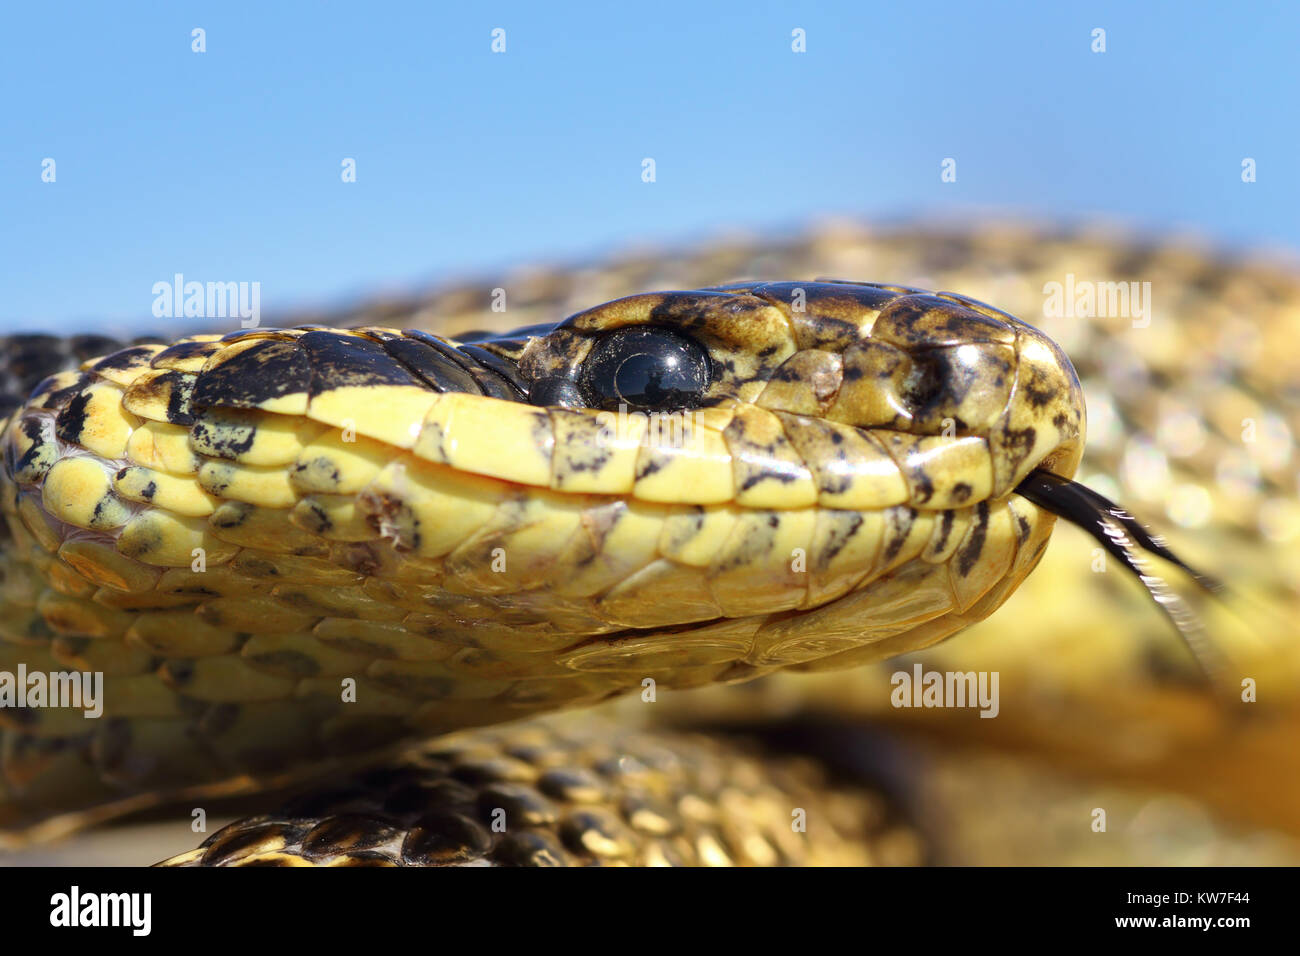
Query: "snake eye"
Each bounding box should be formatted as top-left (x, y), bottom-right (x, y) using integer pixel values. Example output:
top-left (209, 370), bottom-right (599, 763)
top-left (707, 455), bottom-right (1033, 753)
top-left (579, 327), bottom-right (711, 411)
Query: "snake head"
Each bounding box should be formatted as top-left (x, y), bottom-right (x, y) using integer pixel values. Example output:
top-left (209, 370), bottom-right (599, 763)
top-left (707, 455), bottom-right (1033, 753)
top-left (0, 277), bottom-right (1222, 831)
top-left (406, 281), bottom-right (1086, 674)
top-left (3, 281), bottom-right (1208, 691)
top-left (500, 281), bottom-right (1213, 677)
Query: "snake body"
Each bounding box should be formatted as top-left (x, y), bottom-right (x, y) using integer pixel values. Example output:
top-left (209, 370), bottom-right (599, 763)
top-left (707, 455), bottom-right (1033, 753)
top-left (1, 223), bottom-right (1297, 865)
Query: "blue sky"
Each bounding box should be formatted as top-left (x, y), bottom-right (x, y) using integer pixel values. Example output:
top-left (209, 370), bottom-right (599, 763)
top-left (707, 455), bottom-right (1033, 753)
top-left (2, 1), bottom-right (1297, 330)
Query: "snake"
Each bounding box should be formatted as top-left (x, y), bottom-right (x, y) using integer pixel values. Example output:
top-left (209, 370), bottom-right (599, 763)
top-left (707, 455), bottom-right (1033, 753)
top-left (0, 222), bottom-right (1296, 866)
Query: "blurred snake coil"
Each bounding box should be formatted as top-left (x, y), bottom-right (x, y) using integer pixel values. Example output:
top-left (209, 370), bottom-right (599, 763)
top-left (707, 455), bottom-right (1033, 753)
top-left (0, 223), bottom-right (1297, 867)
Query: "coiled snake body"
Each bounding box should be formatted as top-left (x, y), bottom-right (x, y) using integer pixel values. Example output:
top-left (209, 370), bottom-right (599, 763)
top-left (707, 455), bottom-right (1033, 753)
top-left (1, 224), bottom-right (1297, 865)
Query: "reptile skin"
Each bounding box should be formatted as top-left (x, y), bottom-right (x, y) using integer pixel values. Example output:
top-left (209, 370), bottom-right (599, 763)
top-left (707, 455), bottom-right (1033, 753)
top-left (1, 222), bottom-right (1297, 865)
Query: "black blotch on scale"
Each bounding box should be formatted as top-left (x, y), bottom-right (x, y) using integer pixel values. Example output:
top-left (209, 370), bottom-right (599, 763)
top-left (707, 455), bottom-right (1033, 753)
top-left (192, 339), bottom-right (313, 410)
top-left (956, 502), bottom-right (989, 577)
top-left (299, 332), bottom-right (422, 396)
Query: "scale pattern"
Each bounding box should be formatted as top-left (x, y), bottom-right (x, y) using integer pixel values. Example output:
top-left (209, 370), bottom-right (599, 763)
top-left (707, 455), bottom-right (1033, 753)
top-left (0, 280), bottom-right (1083, 834)
top-left (158, 718), bottom-right (921, 867)
top-left (2, 223), bottom-right (1298, 863)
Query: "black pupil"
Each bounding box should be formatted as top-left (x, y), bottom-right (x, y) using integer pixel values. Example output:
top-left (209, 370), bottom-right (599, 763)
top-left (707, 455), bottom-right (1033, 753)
top-left (582, 328), bottom-right (709, 411)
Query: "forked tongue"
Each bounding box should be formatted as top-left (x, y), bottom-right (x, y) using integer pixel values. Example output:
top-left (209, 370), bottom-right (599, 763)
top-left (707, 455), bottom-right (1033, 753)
top-left (1015, 470), bottom-right (1230, 687)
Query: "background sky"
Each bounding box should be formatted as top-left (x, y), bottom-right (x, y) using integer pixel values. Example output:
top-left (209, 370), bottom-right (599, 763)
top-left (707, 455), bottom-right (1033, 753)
top-left (2, 1), bottom-right (1297, 331)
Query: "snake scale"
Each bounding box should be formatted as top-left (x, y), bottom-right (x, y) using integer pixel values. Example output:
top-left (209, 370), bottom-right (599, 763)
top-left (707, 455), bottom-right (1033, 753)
top-left (0, 222), bottom-right (1296, 866)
